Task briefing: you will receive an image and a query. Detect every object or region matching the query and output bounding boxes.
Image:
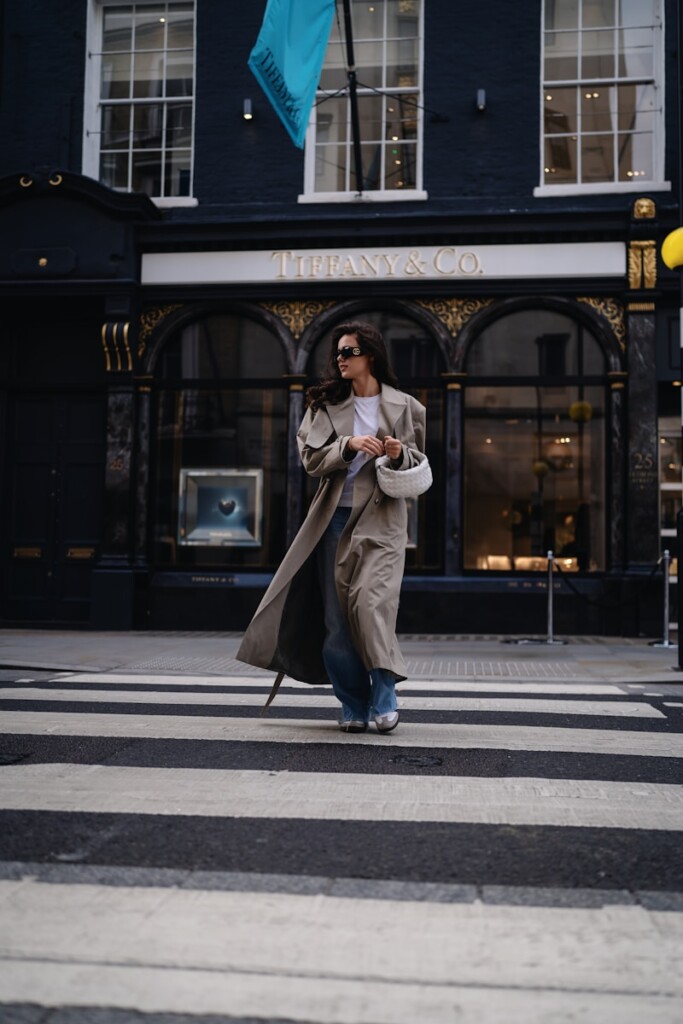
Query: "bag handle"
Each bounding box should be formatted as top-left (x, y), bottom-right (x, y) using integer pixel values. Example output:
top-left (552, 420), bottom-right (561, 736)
top-left (260, 671), bottom-right (285, 716)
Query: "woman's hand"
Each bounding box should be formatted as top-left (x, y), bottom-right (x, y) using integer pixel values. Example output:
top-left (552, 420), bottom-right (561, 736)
top-left (383, 435), bottom-right (403, 460)
top-left (347, 434), bottom-right (385, 457)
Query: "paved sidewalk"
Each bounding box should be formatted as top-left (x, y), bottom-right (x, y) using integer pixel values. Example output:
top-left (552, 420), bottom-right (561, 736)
top-left (1, 628), bottom-right (683, 686)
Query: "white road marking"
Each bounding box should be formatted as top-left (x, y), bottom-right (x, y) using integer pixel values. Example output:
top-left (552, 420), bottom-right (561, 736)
top-left (0, 687), bottom-right (664, 718)
top-left (0, 879), bottom-right (681, 1024)
top-left (1, 763), bottom-right (682, 829)
top-left (2, 710), bottom-right (682, 757)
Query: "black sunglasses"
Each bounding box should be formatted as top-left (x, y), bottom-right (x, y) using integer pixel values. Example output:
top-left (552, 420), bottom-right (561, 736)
top-left (336, 345), bottom-right (363, 360)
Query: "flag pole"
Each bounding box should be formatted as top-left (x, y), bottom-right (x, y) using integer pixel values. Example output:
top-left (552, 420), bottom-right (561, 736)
top-left (342, 0), bottom-right (364, 195)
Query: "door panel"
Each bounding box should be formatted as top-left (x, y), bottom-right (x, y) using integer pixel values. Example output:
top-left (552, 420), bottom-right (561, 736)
top-left (2, 394), bottom-right (106, 622)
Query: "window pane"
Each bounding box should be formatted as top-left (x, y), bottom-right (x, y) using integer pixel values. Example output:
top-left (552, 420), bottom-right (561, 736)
top-left (352, 0), bottom-right (385, 39)
top-left (546, 0), bottom-right (579, 30)
top-left (358, 94), bottom-right (384, 140)
top-left (464, 384), bottom-right (605, 571)
top-left (166, 51), bottom-right (193, 97)
top-left (132, 149), bottom-right (162, 194)
top-left (387, 0), bottom-right (420, 37)
top-left (618, 27), bottom-right (654, 76)
top-left (617, 82), bottom-right (654, 131)
top-left (167, 101), bottom-right (193, 146)
top-left (618, 131), bottom-right (653, 181)
top-left (133, 103), bottom-right (163, 148)
top-left (384, 142), bottom-right (416, 189)
top-left (544, 135), bottom-right (577, 182)
top-left (544, 31), bottom-right (578, 79)
top-left (465, 310), bottom-right (605, 376)
top-left (581, 29), bottom-right (615, 77)
top-left (101, 53), bottom-right (131, 100)
top-left (167, 6), bottom-right (194, 48)
top-left (134, 5), bottom-right (167, 50)
top-left (545, 87), bottom-right (577, 133)
top-left (354, 40), bottom-right (383, 88)
top-left (99, 151), bottom-right (129, 190)
top-left (387, 94), bottom-right (418, 140)
top-left (103, 7), bottom-right (132, 51)
top-left (582, 132), bottom-right (614, 180)
top-left (386, 38), bottom-right (418, 87)
top-left (133, 49), bottom-right (165, 98)
top-left (582, 0), bottom-right (616, 28)
top-left (581, 85), bottom-right (614, 131)
top-left (101, 104), bottom-right (132, 149)
top-left (165, 151), bottom-right (191, 196)
top-left (618, 0), bottom-right (653, 28)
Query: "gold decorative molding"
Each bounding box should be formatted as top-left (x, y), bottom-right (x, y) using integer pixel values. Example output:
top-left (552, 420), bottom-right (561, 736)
top-left (627, 302), bottom-right (655, 312)
top-left (633, 197), bottom-right (656, 220)
top-left (415, 297), bottom-right (494, 336)
top-left (628, 240), bottom-right (657, 289)
top-left (260, 300), bottom-right (334, 339)
top-left (138, 304), bottom-right (183, 357)
top-left (576, 296), bottom-right (626, 351)
top-left (101, 322), bottom-right (132, 372)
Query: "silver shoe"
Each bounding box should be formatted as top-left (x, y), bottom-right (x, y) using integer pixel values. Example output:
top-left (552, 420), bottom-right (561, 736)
top-left (339, 720), bottom-right (368, 733)
top-left (374, 711), bottom-right (399, 733)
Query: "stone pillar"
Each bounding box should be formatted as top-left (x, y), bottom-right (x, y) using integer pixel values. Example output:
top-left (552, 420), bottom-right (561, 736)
top-left (625, 305), bottom-right (659, 569)
top-left (442, 373), bottom-right (465, 574)
top-left (608, 371), bottom-right (628, 572)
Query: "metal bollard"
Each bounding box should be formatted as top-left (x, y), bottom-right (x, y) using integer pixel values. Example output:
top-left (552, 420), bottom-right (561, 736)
top-left (507, 549), bottom-right (566, 645)
top-left (652, 549), bottom-right (677, 649)
top-left (544, 550), bottom-right (566, 645)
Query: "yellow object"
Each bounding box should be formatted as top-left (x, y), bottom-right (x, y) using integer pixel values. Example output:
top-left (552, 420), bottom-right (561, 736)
top-left (661, 228), bottom-right (683, 270)
top-left (569, 400), bottom-right (593, 423)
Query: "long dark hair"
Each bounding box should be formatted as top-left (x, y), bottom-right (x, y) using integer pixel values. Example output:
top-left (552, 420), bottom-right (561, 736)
top-left (306, 320), bottom-right (400, 410)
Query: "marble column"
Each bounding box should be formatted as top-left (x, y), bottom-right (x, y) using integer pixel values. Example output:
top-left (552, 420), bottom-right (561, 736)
top-left (625, 309), bottom-right (659, 569)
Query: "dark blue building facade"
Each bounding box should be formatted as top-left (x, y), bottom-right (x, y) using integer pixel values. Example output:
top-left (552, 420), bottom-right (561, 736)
top-left (1, 0), bottom-right (681, 634)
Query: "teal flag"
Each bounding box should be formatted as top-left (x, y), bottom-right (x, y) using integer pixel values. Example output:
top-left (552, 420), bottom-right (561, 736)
top-left (248, 0), bottom-right (336, 149)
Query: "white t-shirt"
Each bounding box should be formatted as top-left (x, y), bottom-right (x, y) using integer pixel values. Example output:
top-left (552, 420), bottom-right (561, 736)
top-left (338, 394), bottom-right (381, 507)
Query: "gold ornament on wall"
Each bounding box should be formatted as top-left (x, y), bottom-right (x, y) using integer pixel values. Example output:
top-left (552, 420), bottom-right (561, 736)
top-left (138, 304), bottom-right (184, 358)
top-left (633, 197), bottom-right (656, 220)
top-left (260, 300), bottom-right (334, 339)
top-left (415, 297), bottom-right (494, 337)
top-left (576, 296), bottom-right (626, 351)
top-left (628, 240), bottom-right (657, 290)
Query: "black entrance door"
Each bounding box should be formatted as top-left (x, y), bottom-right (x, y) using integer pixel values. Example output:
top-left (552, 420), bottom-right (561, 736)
top-left (1, 393), bottom-right (106, 623)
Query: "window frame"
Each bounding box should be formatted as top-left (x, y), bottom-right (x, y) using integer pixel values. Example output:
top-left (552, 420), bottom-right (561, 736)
top-left (299, 0), bottom-right (427, 204)
top-left (82, 0), bottom-right (198, 208)
top-left (534, 0), bottom-right (670, 197)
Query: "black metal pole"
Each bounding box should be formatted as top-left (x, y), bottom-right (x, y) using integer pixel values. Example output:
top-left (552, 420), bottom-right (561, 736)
top-left (678, 0), bottom-right (683, 667)
top-left (342, 0), bottom-right (364, 195)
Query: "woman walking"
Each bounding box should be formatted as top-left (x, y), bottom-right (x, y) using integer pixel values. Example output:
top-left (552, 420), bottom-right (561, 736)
top-left (237, 320), bottom-right (428, 733)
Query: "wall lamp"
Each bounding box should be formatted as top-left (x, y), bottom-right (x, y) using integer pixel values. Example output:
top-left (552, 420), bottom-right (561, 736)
top-left (243, 98), bottom-right (253, 121)
top-left (476, 88), bottom-right (486, 112)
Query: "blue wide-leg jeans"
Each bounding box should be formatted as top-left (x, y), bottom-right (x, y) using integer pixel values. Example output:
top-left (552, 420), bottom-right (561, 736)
top-left (317, 506), bottom-right (398, 723)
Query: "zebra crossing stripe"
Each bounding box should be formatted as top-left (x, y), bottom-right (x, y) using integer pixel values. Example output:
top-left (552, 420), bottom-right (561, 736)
top-left (0, 687), bottom-right (666, 717)
top-left (1, 762), bottom-right (682, 829)
top-left (2, 709), bottom-right (682, 755)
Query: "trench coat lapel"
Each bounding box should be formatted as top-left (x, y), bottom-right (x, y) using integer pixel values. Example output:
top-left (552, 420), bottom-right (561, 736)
top-left (325, 392), bottom-right (355, 439)
top-left (378, 384), bottom-right (407, 439)
top-left (326, 385), bottom-right (407, 441)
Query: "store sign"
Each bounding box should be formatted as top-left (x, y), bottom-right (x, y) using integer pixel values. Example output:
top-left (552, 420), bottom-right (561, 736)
top-left (142, 242), bottom-right (625, 286)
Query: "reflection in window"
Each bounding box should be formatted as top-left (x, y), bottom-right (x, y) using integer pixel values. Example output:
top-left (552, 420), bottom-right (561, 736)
top-left (464, 310), bottom-right (607, 572)
top-left (153, 315), bottom-right (288, 569)
top-left (541, 0), bottom-right (661, 186)
top-left (307, 0), bottom-right (423, 196)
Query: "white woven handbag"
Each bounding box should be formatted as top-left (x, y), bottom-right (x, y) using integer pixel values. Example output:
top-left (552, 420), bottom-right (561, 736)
top-left (375, 451), bottom-right (433, 498)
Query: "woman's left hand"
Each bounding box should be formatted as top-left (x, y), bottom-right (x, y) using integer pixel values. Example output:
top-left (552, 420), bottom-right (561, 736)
top-left (383, 436), bottom-right (403, 460)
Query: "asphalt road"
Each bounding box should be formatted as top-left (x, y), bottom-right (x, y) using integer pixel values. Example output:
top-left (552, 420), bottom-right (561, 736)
top-left (1, 664), bottom-right (682, 1023)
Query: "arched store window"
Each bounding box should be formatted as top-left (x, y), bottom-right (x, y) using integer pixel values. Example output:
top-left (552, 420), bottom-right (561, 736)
top-left (151, 312), bottom-right (289, 568)
top-left (463, 307), bottom-right (607, 573)
top-left (307, 308), bottom-right (445, 572)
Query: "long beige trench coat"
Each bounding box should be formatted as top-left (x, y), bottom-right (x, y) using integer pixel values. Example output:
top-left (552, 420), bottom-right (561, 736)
top-left (236, 383), bottom-right (427, 685)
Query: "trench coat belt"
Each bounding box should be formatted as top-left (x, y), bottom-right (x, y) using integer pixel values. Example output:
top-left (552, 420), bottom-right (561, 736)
top-left (260, 671), bottom-right (285, 716)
